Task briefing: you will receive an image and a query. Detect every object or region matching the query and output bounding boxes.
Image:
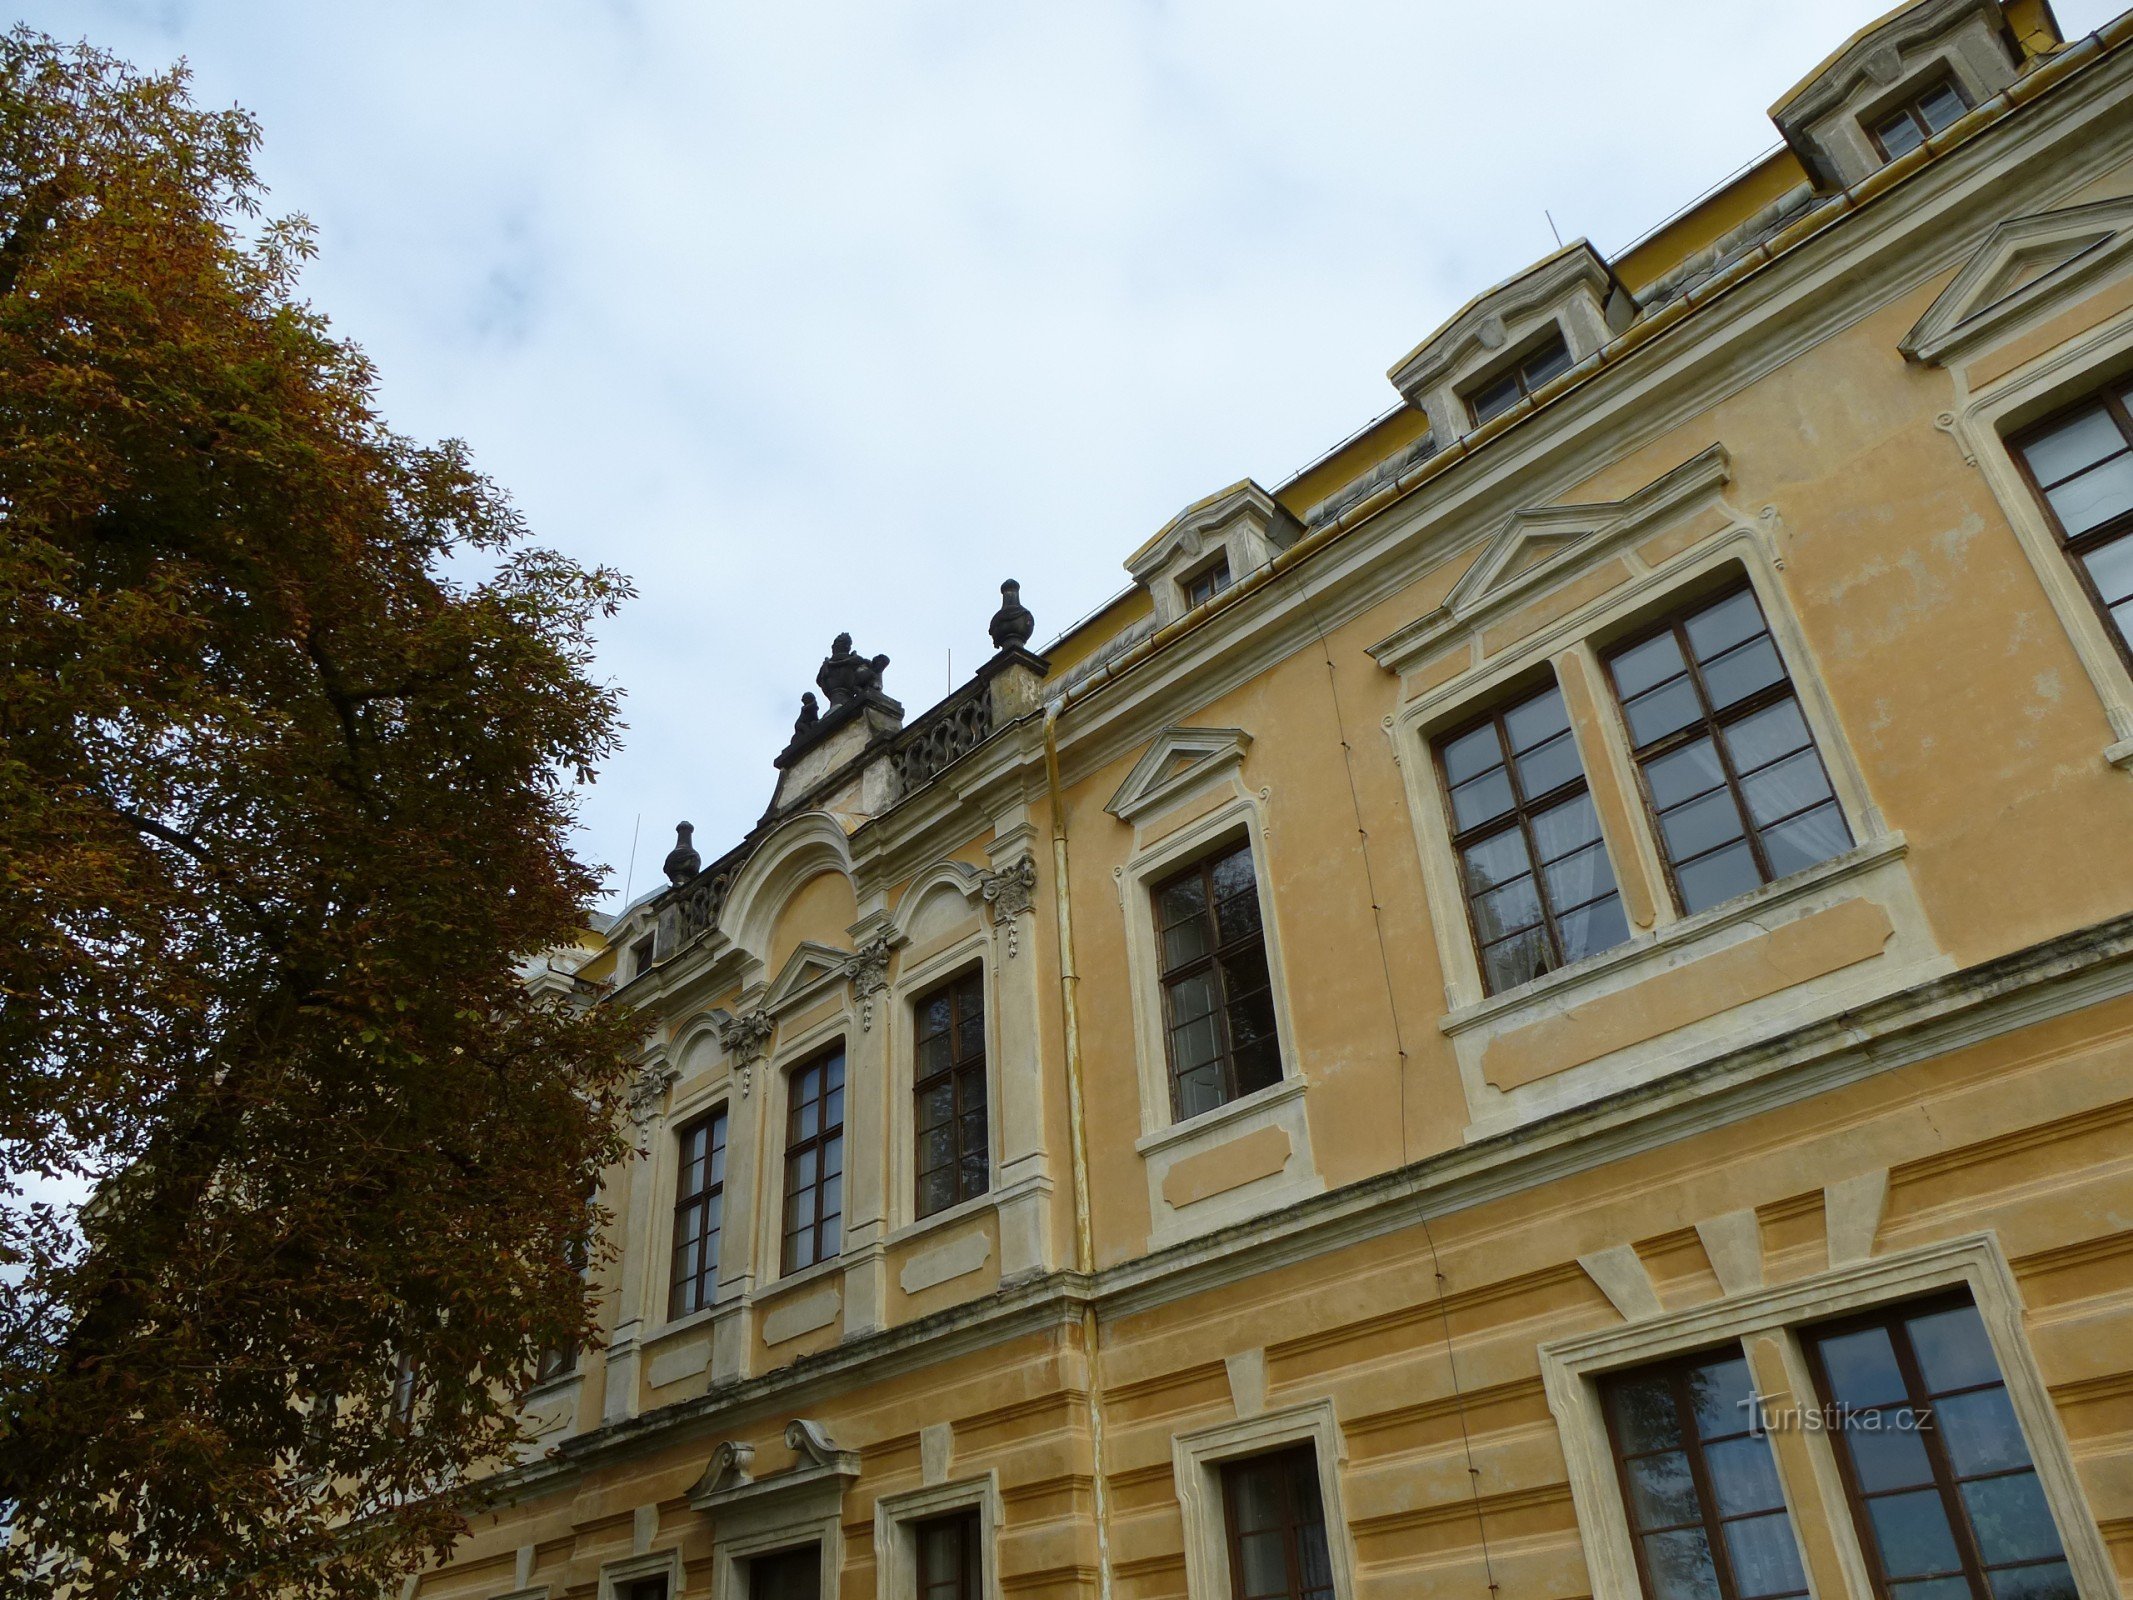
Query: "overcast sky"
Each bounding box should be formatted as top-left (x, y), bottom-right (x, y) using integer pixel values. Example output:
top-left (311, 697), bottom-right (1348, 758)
top-left (27, 0), bottom-right (2123, 914)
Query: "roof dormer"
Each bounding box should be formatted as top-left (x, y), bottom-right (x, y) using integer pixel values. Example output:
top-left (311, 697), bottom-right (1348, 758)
top-left (1769, 0), bottom-right (2028, 189)
top-left (1127, 480), bottom-right (1301, 628)
top-left (1386, 241), bottom-right (1633, 445)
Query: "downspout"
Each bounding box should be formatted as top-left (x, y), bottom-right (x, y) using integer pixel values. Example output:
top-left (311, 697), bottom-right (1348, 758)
top-left (1044, 701), bottom-right (1111, 1600)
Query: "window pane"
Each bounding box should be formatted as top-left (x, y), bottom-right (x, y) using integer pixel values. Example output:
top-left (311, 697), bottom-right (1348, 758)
top-left (1451, 767), bottom-right (1517, 829)
top-left (1742, 750), bottom-right (1836, 827)
top-left (1688, 1356), bottom-right (1756, 1438)
top-left (2019, 404), bottom-right (2123, 485)
top-left (1867, 1490), bottom-right (1965, 1577)
top-left (1473, 874), bottom-right (1544, 940)
top-left (1544, 843), bottom-right (1616, 917)
top-left (1907, 1302), bottom-right (1999, 1394)
top-left (2045, 453), bottom-right (2133, 535)
top-left (1236, 1529), bottom-right (1289, 1599)
top-left (1700, 636), bottom-right (1786, 709)
top-left (2083, 534), bottom-right (2133, 608)
top-left (1558, 894), bottom-right (1630, 961)
top-left (1176, 1061), bottom-right (1226, 1119)
top-left (1724, 1513), bottom-right (1809, 1598)
top-left (1677, 841), bottom-right (1762, 913)
top-left (1647, 737), bottom-right (1727, 810)
top-left (1989, 1563), bottom-right (2077, 1600)
top-left (1610, 1374), bottom-right (1685, 1454)
top-left (1704, 1435), bottom-right (1785, 1516)
top-left (1960, 1473), bottom-right (2062, 1566)
top-left (1936, 1387), bottom-right (2029, 1476)
top-left (1625, 678), bottom-right (1704, 747)
top-left (1441, 723), bottom-right (1504, 785)
top-left (1472, 371), bottom-right (1522, 423)
top-left (1515, 730), bottom-right (1584, 797)
top-left (1722, 698), bottom-right (1813, 774)
top-left (1612, 631), bottom-right (1689, 699)
top-left (1819, 1326), bottom-right (1908, 1407)
top-left (1760, 802), bottom-right (1850, 876)
top-left (1918, 81), bottom-right (1967, 132)
top-left (1504, 686), bottom-right (1572, 752)
top-left (1530, 792), bottom-right (1603, 863)
top-left (1482, 927), bottom-right (1552, 992)
top-left (1167, 968), bottom-right (1219, 1024)
top-left (1463, 828), bottom-right (1533, 895)
top-left (1626, 1450), bottom-right (1702, 1528)
top-left (1642, 1528), bottom-right (1723, 1600)
top-left (1661, 790), bottom-right (1748, 863)
top-left (1879, 112), bottom-right (1926, 158)
top-left (1845, 1410), bottom-right (1934, 1491)
top-left (1525, 336), bottom-right (1574, 388)
top-left (1891, 1580), bottom-right (1974, 1600)
top-left (1684, 590), bottom-right (1765, 664)
top-left (1215, 883), bottom-right (1264, 946)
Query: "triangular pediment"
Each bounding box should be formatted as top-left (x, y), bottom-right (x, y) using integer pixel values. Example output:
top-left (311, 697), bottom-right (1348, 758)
top-left (1106, 726), bottom-right (1253, 824)
top-left (1903, 196), bottom-right (2133, 366)
top-left (1369, 445), bottom-right (1732, 677)
top-left (764, 939), bottom-right (852, 1014)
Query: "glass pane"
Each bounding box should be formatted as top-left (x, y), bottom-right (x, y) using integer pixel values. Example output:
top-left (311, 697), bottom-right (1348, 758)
top-left (1909, 1303), bottom-right (2000, 1395)
top-left (1612, 631), bottom-right (1689, 700)
top-left (1625, 678), bottom-right (1705, 747)
top-left (1661, 789), bottom-right (1748, 864)
top-left (1227, 1460), bottom-right (1281, 1530)
top-left (1167, 969), bottom-right (1218, 1024)
top-left (794, 1093), bottom-right (818, 1140)
top-left (1558, 894), bottom-right (1630, 961)
top-left (1677, 840), bottom-right (1763, 912)
top-left (1647, 737), bottom-right (1728, 810)
top-left (823, 1084), bottom-right (843, 1133)
top-left (1483, 928), bottom-right (1552, 992)
top-left (1890, 1579), bottom-right (1974, 1600)
top-left (2020, 403), bottom-right (2123, 485)
top-left (1176, 1061), bottom-right (1226, 1119)
top-left (1689, 1356), bottom-right (1757, 1439)
top-left (1474, 874), bottom-right (1544, 940)
top-left (1441, 723), bottom-right (1504, 785)
top-left (956, 977), bottom-right (983, 1022)
top-left (1936, 1387), bottom-right (2030, 1477)
top-left (1504, 686), bottom-right (1572, 751)
top-left (1960, 1472), bottom-right (2063, 1566)
top-left (1741, 750), bottom-right (1834, 827)
top-left (1879, 112), bottom-right (1926, 158)
top-left (1515, 730), bottom-right (1584, 798)
top-left (1452, 767), bottom-right (1517, 830)
top-left (916, 1167), bottom-right (954, 1218)
top-left (2083, 534), bottom-right (2133, 606)
top-left (916, 1080), bottom-right (953, 1132)
top-left (1760, 802), bottom-right (1850, 877)
top-left (1609, 1374), bottom-right (1684, 1453)
top-left (919, 993), bottom-right (952, 1040)
top-left (1232, 1037), bottom-right (1283, 1097)
top-left (1157, 872), bottom-right (1206, 929)
top-left (1236, 1529), bottom-right (1288, 1599)
top-left (1463, 828), bottom-right (1533, 895)
top-left (1846, 1409), bottom-right (1934, 1492)
top-left (1211, 846), bottom-right (1255, 900)
top-left (1471, 371), bottom-right (1522, 423)
top-left (1989, 1562), bottom-right (2077, 1600)
top-left (1684, 590), bottom-right (1765, 664)
top-left (1228, 986), bottom-right (1278, 1048)
top-left (1525, 337), bottom-right (1574, 387)
top-left (917, 1124), bottom-right (953, 1175)
top-left (2045, 453), bottom-right (2133, 535)
top-left (1169, 1014), bottom-right (1222, 1075)
top-left (1163, 914), bottom-right (1212, 970)
top-left (1215, 884), bottom-right (1263, 946)
top-left (789, 1147), bottom-right (816, 1191)
top-left (1706, 1434), bottom-right (1786, 1517)
top-left (1867, 1489), bottom-right (1965, 1578)
top-left (1818, 1326), bottom-right (1909, 1407)
top-left (1627, 1449), bottom-right (1703, 1528)
top-left (916, 1033), bottom-right (952, 1079)
top-left (1220, 942), bottom-right (1271, 999)
top-left (1531, 792), bottom-right (1603, 863)
top-left (1722, 697), bottom-right (1812, 774)
top-left (1544, 843), bottom-right (1617, 916)
top-left (1723, 1512), bottom-right (1808, 1598)
top-left (1918, 81), bottom-right (1967, 132)
top-left (1642, 1527), bottom-right (1723, 1600)
top-left (1700, 636), bottom-right (1786, 709)
top-left (818, 1209), bottom-right (839, 1255)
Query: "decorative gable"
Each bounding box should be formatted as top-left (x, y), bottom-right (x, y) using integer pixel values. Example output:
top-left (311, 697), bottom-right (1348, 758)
top-left (1901, 196), bottom-right (2133, 366)
top-left (1126, 481), bottom-right (1300, 628)
top-left (1105, 727), bottom-right (1253, 825)
top-left (1386, 241), bottom-right (1634, 441)
top-left (763, 939), bottom-right (853, 1015)
top-left (1769, 0), bottom-right (2022, 189)
top-left (1368, 445), bottom-right (1733, 676)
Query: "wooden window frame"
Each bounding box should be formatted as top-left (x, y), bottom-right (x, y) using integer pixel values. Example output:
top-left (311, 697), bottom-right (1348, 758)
top-left (1431, 679), bottom-right (1623, 996)
top-left (1599, 1346), bottom-right (1810, 1600)
top-left (780, 1047), bottom-right (845, 1276)
top-left (912, 969), bottom-right (989, 1220)
top-left (1801, 1292), bottom-right (2070, 1600)
top-left (1185, 555), bottom-right (1234, 609)
top-left (669, 1106), bottom-right (729, 1319)
top-left (1218, 1442), bottom-right (1335, 1600)
top-left (1465, 328), bottom-right (1574, 426)
top-left (1867, 76), bottom-right (1972, 162)
top-left (1603, 582), bottom-right (1851, 915)
top-left (914, 1509), bottom-right (983, 1600)
top-left (1152, 840), bottom-right (1282, 1122)
top-left (2008, 380), bottom-right (2133, 675)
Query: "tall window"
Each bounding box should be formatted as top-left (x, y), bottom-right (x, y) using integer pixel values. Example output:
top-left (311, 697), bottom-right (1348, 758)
top-left (1434, 681), bottom-right (1630, 994)
top-left (1186, 556), bottom-right (1234, 608)
top-left (914, 971), bottom-right (989, 1220)
top-left (1602, 1348), bottom-right (1809, 1600)
top-left (1604, 585), bottom-right (1851, 916)
top-left (1804, 1296), bottom-right (2072, 1600)
top-left (2010, 379), bottom-right (2133, 667)
top-left (670, 1108), bottom-right (728, 1318)
top-left (1220, 1445), bottom-right (1335, 1600)
top-left (782, 1049), bottom-right (845, 1274)
top-left (1870, 78), bottom-right (1969, 161)
top-left (1154, 841), bottom-right (1281, 1121)
top-left (916, 1511), bottom-right (983, 1600)
top-left (1467, 330), bottom-right (1574, 425)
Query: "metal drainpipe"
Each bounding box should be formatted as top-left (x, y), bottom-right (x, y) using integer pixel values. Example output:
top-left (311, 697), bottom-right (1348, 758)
top-left (1044, 700), bottom-right (1111, 1600)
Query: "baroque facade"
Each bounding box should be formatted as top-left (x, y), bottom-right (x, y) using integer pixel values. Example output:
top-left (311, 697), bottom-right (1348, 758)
top-left (430, 4), bottom-right (2133, 1599)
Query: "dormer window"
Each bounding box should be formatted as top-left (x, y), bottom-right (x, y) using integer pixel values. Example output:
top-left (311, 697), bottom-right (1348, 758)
top-left (1869, 75), bottom-right (1969, 161)
top-left (630, 933), bottom-right (656, 979)
top-left (1183, 556), bottom-right (1233, 609)
top-left (1464, 330), bottom-right (1574, 427)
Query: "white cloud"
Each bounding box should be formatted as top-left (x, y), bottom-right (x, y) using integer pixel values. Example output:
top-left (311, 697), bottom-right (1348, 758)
top-left (30, 0), bottom-right (2123, 905)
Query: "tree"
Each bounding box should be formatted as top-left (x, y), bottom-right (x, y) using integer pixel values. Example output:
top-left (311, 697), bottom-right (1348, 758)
top-left (0, 30), bottom-right (640, 1597)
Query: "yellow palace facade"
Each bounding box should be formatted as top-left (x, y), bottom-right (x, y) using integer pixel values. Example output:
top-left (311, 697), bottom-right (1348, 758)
top-left (424, 5), bottom-right (2133, 1600)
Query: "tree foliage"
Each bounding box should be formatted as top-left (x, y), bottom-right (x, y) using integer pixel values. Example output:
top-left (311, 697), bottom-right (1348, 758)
top-left (0, 30), bottom-right (639, 1597)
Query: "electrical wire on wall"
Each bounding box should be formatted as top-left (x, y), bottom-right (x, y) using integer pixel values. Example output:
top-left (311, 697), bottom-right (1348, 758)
top-left (1276, 560), bottom-right (1504, 1600)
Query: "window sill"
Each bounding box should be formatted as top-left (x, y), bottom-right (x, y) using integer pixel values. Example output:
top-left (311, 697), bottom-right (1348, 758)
top-left (755, 1252), bottom-right (846, 1301)
top-left (517, 1366), bottom-right (586, 1406)
top-left (1136, 1073), bottom-right (1307, 1158)
top-left (886, 1187), bottom-right (996, 1249)
top-left (1441, 833), bottom-right (1910, 1038)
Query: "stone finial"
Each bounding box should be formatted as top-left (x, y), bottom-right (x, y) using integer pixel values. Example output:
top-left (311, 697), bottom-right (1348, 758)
top-left (662, 821), bottom-right (701, 886)
top-left (988, 578), bottom-right (1035, 651)
top-left (817, 633), bottom-right (890, 708)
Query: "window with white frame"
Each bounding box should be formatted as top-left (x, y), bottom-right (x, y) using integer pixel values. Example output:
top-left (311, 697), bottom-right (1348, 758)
top-left (1172, 1403), bottom-right (1357, 1600)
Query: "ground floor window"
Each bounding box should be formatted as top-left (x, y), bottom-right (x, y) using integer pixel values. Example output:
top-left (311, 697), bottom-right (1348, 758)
top-left (1221, 1443), bottom-right (1336, 1600)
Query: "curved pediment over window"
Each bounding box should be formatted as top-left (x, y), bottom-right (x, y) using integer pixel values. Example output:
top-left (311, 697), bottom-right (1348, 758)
top-left (1769, 0), bottom-right (2027, 189)
top-left (1386, 241), bottom-right (1635, 445)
